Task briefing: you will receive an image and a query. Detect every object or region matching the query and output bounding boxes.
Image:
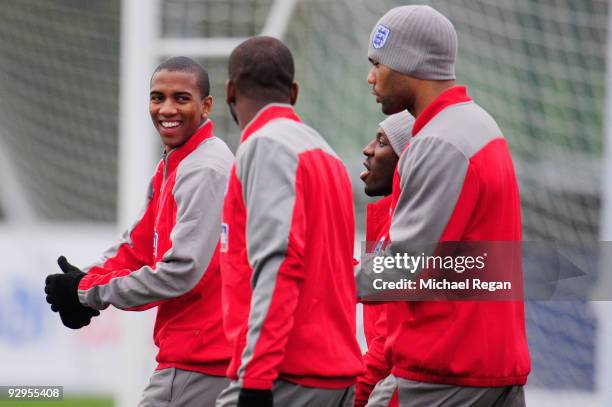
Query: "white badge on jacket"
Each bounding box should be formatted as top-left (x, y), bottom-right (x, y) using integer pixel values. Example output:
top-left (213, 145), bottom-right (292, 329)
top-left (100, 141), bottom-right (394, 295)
top-left (220, 223), bottom-right (229, 253)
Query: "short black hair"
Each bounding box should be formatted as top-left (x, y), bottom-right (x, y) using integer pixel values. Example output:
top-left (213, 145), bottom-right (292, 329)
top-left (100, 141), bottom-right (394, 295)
top-left (152, 56), bottom-right (210, 97)
top-left (228, 36), bottom-right (294, 100)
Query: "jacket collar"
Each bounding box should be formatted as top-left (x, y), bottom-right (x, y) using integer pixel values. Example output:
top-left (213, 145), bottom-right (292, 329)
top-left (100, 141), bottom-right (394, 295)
top-left (412, 85), bottom-right (472, 136)
top-left (365, 195), bottom-right (393, 249)
top-left (366, 196), bottom-right (393, 226)
top-left (240, 103), bottom-right (301, 143)
top-left (165, 119), bottom-right (215, 168)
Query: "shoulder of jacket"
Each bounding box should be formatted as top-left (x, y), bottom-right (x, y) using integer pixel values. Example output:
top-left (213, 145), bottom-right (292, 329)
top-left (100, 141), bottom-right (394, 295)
top-left (237, 123), bottom-right (299, 159)
top-left (178, 137), bottom-right (233, 178)
top-left (409, 102), bottom-right (502, 161)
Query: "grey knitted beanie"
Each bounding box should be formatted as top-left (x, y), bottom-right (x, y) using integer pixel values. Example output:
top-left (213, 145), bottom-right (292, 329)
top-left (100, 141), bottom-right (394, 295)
top-left (379, 110), bottom-right (415, 156)
top-left (368, 5), bottom-right (457, 80)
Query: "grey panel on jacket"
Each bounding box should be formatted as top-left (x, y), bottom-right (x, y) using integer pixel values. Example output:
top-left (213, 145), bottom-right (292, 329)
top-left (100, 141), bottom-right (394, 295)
top-left (417, 101), bottom-right (503, 159)
top-left (79, 137), bottom-right (233, 310)
top-left (235, 118), bottom-right (339, 168)
top-left (236, 126), bottom-right (299, 381)
top-left (389, 135), bottom-right (469, 253)
top-left (389, 101), bottom-right (499, 255)
top-left (234, 117), bottom-right (336, 381)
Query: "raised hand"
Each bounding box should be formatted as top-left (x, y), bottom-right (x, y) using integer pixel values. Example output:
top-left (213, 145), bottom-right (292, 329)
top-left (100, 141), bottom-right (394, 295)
top-left (44, 256), bottom-right (100, 329)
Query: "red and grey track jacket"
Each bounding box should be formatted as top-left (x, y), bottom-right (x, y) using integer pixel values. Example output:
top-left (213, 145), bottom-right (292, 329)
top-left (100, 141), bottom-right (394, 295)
top-left (77, 121), bottom-right (233, 376)
top-left (220, 104), bottom-right (364, 390)
top-left (355, 196), bottom-right (393, 407)
top-left (386, 86), bottom-right (530, 386)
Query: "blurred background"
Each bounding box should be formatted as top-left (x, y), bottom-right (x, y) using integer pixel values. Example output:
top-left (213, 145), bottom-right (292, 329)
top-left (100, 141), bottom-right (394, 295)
top-left (0, 0), bottom-right (609, 406)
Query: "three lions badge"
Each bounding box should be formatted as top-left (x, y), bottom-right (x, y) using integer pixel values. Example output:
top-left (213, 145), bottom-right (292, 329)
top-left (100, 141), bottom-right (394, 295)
top-left (372, 24), bottom-right (390, 49)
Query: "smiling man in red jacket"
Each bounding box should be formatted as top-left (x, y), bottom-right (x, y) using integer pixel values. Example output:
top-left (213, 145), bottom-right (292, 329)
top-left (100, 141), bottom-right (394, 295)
top-left (365, 5), bottom-right (530, 406)
top-left (44, 57), bottom-right (233, 406)
top-left (217, 36), bottom-right (363, 407)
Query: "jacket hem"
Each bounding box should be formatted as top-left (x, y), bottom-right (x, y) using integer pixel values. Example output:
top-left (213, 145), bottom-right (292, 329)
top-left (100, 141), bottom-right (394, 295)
top-left (279, 373), bottom-right (357, 389)
top-left (392, 367), bottom-right (528, 387)
top-left (156, 361), bottom-right (229, 377)
top-left (239, 374), bottom-right (358, 390)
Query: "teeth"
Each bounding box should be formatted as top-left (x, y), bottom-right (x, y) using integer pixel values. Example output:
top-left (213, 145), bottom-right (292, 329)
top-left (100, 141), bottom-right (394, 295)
top-left (161, 121), bottom-right (180, 128)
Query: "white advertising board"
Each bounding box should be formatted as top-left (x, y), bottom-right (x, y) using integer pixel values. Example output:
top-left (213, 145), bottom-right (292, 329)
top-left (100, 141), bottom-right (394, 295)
top-left (0, 223), bottom-right (156, 397)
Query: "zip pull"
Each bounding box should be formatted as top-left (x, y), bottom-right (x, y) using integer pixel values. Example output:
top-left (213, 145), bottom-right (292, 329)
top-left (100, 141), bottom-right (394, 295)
top-left (161, 150), bottom-right (173, 181)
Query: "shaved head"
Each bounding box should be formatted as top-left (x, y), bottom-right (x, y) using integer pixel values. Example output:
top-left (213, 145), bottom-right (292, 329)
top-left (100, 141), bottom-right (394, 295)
top-left (152, 56), bottom-right (210, 98)
top-left (228, 36), bottom-right (295, 100)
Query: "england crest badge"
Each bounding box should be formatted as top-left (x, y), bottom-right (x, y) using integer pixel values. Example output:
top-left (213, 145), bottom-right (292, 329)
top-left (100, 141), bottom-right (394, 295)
top-left (372, 24), bottom-right (390, 49)
top-left (220, 223), bottom-right (229, 253)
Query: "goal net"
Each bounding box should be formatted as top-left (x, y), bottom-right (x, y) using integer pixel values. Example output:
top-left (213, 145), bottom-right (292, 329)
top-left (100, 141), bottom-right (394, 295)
top-left (0, 0), bottom-right (121, 222)
top-left (0, 0), bottom-right (607, 405)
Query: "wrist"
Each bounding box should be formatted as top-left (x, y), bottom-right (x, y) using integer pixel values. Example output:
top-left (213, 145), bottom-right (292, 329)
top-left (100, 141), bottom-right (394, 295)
top-left (71, 272), bottom-right (85, 305)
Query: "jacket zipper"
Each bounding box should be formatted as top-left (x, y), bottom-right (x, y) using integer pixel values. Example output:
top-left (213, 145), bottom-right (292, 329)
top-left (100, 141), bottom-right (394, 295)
top-left (154, 149), bottom-right (173, 259)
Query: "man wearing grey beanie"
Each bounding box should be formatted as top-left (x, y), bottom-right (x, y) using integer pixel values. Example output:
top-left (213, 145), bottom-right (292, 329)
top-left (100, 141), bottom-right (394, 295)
top-left (360, 111), bottom-right (414, 197)
top-left (356, 111), bottom-right (414, 407)
top-left (366, 5), bottom-right (530, 406)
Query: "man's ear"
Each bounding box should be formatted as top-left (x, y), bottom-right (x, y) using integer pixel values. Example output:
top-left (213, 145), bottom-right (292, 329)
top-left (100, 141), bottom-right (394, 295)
top-left (226, 79), bottom-right (236, 105)
top-left (290, 82), bottom-right (299, 106)
top-left (201, 95), bottom-right (213, 120)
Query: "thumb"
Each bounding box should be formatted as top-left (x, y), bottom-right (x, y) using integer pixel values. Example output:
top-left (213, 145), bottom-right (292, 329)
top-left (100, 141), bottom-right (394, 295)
top-left (57, 256), bottom-right (79, 274)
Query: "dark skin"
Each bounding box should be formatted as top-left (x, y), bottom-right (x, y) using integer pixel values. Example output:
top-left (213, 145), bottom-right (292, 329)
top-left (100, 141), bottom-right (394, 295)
top-left (361, 127), bottom-right (399, 197)
top-left (150, 70), bottom-right (213, 151)
top-left (225, 79), bottom-right (299, 130)
top-left (367, 57), bottom-right (455, 118)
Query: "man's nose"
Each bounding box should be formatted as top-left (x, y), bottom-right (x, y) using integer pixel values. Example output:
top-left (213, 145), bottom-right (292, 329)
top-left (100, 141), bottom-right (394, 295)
top-left (159, 100), bottom-right (178, 116)
top-left (363, 139), bottom-right (375, 156)
top-left (367, 67), bottom-right (375, 85)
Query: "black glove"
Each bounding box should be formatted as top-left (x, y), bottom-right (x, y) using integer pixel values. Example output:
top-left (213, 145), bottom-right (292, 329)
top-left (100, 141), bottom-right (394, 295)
top-left (58, 307), bottom-right (100, 330)
top-left (45, 256), bottom-right (100, 329)
top-left (45, 256), bottom-right (86, 311)
top-left (237, 389), bottom-right (273, 407)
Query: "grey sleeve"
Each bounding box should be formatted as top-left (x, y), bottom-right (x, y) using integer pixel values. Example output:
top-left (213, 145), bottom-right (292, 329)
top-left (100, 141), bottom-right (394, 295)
top-left (241, 137), bottom-right (301, 285)
top-left (357, 137), bottom-right (475, 297)
top-left (389, 136), bottom-right (471, 253)
top-left (78, 162), bottom-right (228, 310)
top-left (235, 136), bottom-right (305, 380)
